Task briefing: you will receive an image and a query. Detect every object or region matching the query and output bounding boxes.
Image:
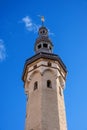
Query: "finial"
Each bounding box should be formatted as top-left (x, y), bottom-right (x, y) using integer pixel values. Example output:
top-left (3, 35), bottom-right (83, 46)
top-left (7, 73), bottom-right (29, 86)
top-left (41, 16), bottom-right (45, 26)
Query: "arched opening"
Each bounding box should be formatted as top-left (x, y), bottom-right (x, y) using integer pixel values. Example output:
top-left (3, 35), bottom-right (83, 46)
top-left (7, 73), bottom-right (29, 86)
top-left (47, 80), bottom-right (52, 88)
top-left (49, 46), bottom-right (52, 50)
top-left (43, 43), bottom-right (48, 48)
top-left (34, 81), bottom-right (38, 90)
top-left (38, 44), bottom-right (41, 49)
top-left (43, 30), bottom-right (45, 33)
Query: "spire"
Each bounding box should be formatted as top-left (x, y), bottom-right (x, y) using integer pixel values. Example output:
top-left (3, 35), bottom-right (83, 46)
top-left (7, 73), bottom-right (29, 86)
top-left (41, 16), bottom-right (45, 26)
top-left (34, 18), bottom-right (53, 54)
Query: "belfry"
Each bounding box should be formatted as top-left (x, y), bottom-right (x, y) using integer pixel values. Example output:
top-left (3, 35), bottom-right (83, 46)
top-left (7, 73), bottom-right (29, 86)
top-left (22, 17), bottom-right (67, 130)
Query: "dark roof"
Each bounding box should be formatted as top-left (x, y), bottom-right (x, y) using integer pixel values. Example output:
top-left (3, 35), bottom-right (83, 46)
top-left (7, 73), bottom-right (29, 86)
top-left (22, 52), bottom-right (67, 81)
top-left (35, 36), bottom-right (52, 44)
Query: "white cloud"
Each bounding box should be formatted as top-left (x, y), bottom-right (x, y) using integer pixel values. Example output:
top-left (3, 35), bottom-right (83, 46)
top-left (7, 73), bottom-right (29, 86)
top-left (48, 29), bottom-right (55, 36)
top-left (0, 39), bottom-right (6, 61)
top-left (22, 16), bottom-right (39, 33)
top-left (22, 16), bottom-right (55, 36)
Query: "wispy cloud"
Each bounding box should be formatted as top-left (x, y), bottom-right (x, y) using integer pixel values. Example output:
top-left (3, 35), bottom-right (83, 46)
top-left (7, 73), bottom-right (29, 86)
top-left (48, 29), bottom-right (55, 36)
top-left (22, 16), bottom-right (39, 33)
top-left (22, 16), bottom-right (55, 36)
top-left (0, 39), bottom-right (6, 62)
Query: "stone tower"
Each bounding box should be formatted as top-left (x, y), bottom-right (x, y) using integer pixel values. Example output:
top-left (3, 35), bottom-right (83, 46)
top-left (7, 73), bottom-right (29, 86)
top-left (22, 20), bottom-right (67, 130)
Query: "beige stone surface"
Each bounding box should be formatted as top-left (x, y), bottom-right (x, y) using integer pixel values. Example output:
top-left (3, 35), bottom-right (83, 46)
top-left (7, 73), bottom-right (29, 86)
top-left (24, 59), bottom-right (67, 130)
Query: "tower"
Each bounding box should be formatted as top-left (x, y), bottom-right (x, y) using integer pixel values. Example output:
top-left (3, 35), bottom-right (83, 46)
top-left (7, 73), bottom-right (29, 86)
top-left (22, 19), bottom-right (67, 130)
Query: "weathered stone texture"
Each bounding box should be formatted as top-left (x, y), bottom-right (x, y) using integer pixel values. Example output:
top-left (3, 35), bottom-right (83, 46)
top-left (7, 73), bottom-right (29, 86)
top-left (24, 60), bottom-right (67, 130)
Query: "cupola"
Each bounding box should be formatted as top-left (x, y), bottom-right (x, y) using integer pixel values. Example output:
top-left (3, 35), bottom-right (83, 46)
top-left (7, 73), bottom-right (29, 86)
top-left (34, 19), bottom-right (53, 54)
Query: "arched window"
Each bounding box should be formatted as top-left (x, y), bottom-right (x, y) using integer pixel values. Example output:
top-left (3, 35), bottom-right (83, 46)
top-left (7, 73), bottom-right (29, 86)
top-left (34, 81), bottom-right (38, 90)
top-left (47, 80), bottom-right (52, 88)
top-left (49, 46), bottom-right (52, 50)
top-left (43, 43), bottom-right (48, 48)
top-left (43, 30), bottom-right (45, 33)
top-left (38, 44), bottom-right (41, 49)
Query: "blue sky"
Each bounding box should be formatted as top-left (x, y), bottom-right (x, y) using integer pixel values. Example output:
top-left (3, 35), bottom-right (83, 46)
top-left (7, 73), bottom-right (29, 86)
top-left (0, 0), bottom-right (87, 130)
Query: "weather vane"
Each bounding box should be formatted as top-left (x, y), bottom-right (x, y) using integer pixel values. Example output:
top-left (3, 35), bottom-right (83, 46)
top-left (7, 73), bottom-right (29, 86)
top-left (41, 16), bottom-right (45, 26)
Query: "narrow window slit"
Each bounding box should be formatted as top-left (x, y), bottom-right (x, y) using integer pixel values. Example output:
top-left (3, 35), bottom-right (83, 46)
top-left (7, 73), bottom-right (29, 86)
top-left (47, 80), bottom-right (52, 88)
top-left (34, 81), bottom-right (38, 90)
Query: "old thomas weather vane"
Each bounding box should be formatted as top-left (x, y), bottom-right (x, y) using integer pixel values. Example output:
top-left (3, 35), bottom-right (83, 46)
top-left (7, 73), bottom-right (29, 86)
top-left (41, 16), bottom-right (45, 26)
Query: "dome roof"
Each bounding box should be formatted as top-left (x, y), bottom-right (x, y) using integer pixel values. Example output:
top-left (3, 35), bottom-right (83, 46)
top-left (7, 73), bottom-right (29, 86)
top-left (35, 36), bottom-right (53, 45)
top-left (34, 26), bottom-right (53, 54)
